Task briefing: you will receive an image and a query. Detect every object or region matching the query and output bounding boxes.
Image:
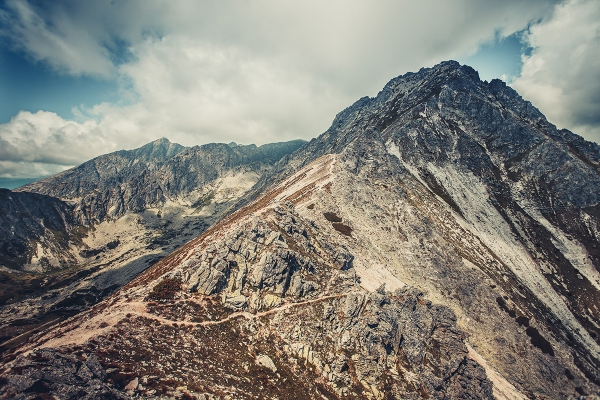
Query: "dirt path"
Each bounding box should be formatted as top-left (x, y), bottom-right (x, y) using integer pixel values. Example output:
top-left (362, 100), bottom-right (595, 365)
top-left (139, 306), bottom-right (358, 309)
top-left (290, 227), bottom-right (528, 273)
top-left (196, 293), bottom-right (346, 327)
top-left (131, 293), bottom-right (347, 328)
top-left (19, 293), bottom-right (347, 353)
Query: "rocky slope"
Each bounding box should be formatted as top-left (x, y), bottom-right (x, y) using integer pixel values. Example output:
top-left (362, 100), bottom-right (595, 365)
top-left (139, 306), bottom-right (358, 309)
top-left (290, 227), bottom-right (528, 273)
top-left (0, 139), bottom-right (304, 355)
top-left (2, 61), bottom-right (600, 399)
top-left (0, 170), bottom-right (495, 399)
top-left (0, 189), bottom-right (79, 273)
top-left (0, 189), bottom-right (87, 317)
top-left (234, 61), bottom-right (600, 395)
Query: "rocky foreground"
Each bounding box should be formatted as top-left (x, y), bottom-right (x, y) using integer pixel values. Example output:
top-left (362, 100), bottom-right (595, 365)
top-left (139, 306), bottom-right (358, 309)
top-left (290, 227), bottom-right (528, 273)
top-left (0, 157), bottom-right (495, 399)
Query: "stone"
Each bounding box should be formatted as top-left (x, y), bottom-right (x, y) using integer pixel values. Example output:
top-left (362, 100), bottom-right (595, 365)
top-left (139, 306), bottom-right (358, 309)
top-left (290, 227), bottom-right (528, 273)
top-left (224, 294), bottom-right (248, 310)
top-left (262, 293), bottom-right (283, 308)
top-left (256, 354), bottom-right (277, 373)
top-left (124, 377), bottom-right (139, 393)
top-left (264, 231), bottom-right (281, 246)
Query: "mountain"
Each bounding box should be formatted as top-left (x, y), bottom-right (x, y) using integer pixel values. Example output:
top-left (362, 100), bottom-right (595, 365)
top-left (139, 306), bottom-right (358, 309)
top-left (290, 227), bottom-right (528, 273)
top-left (2, 61), bottom-right (600, 399)
top-left (0, 138), bottom-right (305, 355)
top-left (18, 138), bottom-right (305, 223)
top-left (0, 189), bottom-right (78, 272)
top-left (0, 189), bottom-right (85, 312)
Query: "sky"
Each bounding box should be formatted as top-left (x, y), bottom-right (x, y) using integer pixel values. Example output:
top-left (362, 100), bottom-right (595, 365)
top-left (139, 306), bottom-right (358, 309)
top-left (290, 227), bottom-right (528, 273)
top-left (0, 0), bottom-right (599, 182)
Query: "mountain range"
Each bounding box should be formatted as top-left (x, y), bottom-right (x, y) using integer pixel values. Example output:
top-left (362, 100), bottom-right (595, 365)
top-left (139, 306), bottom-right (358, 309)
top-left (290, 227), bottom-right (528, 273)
top-left (1, 61), bottom-right (599, 399)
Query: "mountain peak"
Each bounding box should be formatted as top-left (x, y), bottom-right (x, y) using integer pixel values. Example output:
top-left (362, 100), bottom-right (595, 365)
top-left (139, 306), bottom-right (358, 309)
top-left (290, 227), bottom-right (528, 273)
top-left (151, 137), bottom-right (171, 144)
top-left (132, 137), bottom-right (186, 161)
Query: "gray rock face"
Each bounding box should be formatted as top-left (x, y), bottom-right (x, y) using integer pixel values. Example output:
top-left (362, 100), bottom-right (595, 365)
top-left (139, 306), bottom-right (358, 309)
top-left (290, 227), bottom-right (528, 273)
top-left (0, 348), bottom-right (128, 399)
top-left (275, 287), bottom-right (493, 399)
top-left (18, 138), bottom-right (306, 224)
top-left (173, 203), bottom-right (348, 310)
top-left (0, 189), bottom-right (79, 271)
top-left (242, 61), bottom-right (600, 215)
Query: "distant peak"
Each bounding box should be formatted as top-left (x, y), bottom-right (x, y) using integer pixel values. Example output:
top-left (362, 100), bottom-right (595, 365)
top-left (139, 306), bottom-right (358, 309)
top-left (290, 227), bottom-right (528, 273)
top-left (376, 60), bottom-right (482, 104)
top-left (130, 137), bottom-right (186, 161)
top-left (423, 60), bottom-right (479, 81)
top-left (438, 60), bottom-right (460, 68)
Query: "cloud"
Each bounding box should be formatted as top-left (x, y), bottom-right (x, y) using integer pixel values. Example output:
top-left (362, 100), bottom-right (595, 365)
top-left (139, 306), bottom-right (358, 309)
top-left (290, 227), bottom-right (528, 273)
top-left (0, 0), bottom-right (115, 77)
top-left (0, 160), bottom-right (69, 179)
top-left (0, 110), bottom-right (110, 167)
top-left (111, 36), bottom-right (347, 146)
top-left (1, 1), bottom-right (556, 86)
top-left (512, 0), bottom-right (600, 143)
top-left (1, 0), bottom-right (566, 178)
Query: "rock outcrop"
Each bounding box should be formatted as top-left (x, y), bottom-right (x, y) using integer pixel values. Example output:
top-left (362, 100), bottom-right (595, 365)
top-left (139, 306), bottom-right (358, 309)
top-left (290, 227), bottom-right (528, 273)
top-left (0, 348), bottom-right (128, 399)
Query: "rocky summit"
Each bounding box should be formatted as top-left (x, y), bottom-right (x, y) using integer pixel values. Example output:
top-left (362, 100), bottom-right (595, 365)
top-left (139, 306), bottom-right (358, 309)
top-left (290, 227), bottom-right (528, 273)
top-left (1, 61), bottom-right (600, 399)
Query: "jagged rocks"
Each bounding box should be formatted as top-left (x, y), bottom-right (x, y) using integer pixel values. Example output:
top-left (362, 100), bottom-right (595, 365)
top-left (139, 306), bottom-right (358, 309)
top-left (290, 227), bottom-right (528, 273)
top-left (18, 139), bottom-right (306, 223)
top-left (188, 259), bottom-right (230, 295)
top-left (224, 293), bottom-right (248, 310)
top-left (0, 348), bottom-right (127, 399)
top-left (288, 274), bottom-right (319, 298)
top-left (272, 287), bottom-right (494, 399)
top-left (173, 204), bottom-right (352, 312)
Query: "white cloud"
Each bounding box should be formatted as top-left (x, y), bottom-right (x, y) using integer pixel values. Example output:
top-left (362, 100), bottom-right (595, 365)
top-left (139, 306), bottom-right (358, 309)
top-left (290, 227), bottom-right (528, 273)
top-left (1, 0), bottom-right (568, 178)
top-left (111, 36), bottom-right (345, 146)
top-left (0, 160), bottom-right (69, 179)
top-left (512, 0), bottom-right (600, 144)
top-left (0, 110), bottom-right (110, 167)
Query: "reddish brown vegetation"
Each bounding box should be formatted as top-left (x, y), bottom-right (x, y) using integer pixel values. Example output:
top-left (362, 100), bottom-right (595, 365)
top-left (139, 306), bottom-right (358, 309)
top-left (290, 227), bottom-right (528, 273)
top-left (332, 223), bottom-right (353, 236)
top-left (323, 212), bottom-right (342, 223)
top-left (147, 278), bottom-right (181, 301)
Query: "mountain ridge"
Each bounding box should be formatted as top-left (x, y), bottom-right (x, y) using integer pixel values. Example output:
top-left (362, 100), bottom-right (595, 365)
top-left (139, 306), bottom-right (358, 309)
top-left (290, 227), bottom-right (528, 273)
top-left (1, 61), bottom-right (600, 399)
top-left (18, 138), bottom-right (307, 223)
top-left (237, 61), bottom-right (600, 213)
